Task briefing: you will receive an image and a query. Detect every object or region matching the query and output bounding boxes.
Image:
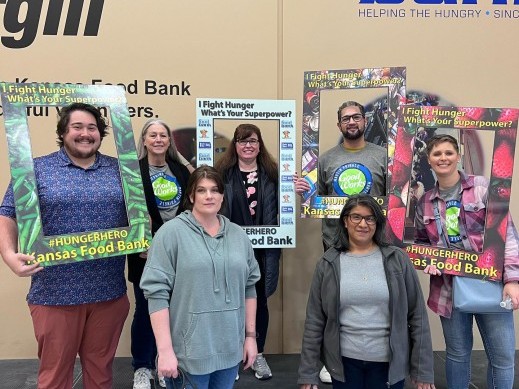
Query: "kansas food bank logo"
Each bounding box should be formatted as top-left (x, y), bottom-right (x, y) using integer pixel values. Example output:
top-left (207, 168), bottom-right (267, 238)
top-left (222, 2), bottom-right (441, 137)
top-left (358, 0), bottom-right (518, 18)
top-left (1, 0), bottom-right (104, 49)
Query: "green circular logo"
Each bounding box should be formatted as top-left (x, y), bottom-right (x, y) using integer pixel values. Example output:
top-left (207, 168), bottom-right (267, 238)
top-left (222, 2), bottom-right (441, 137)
top-left (153, 177), bottom-right (178, 202)
top-left (338, 170), bottom-right (366, 195)
top-left (332, 163), bottom-right (372, 196)
top-left (445, 199), bottom-right (461, 243)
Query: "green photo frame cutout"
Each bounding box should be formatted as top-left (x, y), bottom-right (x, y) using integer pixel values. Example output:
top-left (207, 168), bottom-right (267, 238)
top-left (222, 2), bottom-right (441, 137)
top-left (387, 105), bottom-right (518, 280)
top-left (300, 67), bottom-right (407, 217)
top-left (0, 82), bottom-right (152, 266)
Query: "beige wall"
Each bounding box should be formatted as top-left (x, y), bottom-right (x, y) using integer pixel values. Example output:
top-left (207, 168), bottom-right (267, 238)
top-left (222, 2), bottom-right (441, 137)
top-left (0, 0), bottom-right (518, 358)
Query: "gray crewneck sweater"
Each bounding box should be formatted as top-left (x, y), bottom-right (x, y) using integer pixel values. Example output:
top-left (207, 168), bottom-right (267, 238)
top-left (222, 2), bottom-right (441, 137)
top-left (339, 248), bottom-right (390, 362)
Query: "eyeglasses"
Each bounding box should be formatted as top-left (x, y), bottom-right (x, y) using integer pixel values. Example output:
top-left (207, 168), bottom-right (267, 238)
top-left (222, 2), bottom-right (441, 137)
top-left (340, 114), bottom-right (364, 124)
top-left (347, 213), bottom-right (377, 225)
top-left (237, 138), bottom-right (259, 146)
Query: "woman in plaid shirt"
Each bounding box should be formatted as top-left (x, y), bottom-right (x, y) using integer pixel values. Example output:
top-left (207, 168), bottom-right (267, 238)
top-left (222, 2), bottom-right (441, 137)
top-left (414, 134), bottom-right (519, 389)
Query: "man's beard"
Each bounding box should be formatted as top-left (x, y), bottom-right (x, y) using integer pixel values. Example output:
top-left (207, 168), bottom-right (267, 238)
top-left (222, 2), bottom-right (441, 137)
top-left (342, 126), bottom-right (364, 141)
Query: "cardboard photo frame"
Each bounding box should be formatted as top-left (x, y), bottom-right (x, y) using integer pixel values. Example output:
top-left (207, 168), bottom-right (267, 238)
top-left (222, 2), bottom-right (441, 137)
top-left (387, 105), bottom-right (519, 280)
top-left (0, 82), bottom-right (151, 266)
top-left (196, 98), bottom-right (296, 248)
top-left (300, 67), bottom-right (406, 218)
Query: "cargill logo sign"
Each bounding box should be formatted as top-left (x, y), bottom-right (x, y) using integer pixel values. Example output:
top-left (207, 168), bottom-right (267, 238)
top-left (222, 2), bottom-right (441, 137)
top-left (1, 0), bottom-right (104, 49)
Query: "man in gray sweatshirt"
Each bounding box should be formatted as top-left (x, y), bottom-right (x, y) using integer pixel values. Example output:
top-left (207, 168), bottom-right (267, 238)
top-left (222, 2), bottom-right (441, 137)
top-left (296, 100), bottom-right (387, 250)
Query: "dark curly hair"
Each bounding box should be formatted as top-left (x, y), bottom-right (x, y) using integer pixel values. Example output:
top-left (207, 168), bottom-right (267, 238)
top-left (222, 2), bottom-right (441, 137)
top-left (56, 103), bottom-right (108, 147)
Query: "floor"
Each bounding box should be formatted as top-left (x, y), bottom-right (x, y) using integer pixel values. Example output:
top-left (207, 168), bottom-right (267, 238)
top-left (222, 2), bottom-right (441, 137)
top-left (1, 352), bottom-right (518, 388)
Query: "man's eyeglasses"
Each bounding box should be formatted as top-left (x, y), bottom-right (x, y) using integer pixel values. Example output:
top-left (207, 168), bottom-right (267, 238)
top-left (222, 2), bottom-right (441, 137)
top-left (340, 114), bottom-right (364, 124)
top-left (347, 213), bottom-right (377, 225)
top-left (237, 139), bottom-right (259, 146)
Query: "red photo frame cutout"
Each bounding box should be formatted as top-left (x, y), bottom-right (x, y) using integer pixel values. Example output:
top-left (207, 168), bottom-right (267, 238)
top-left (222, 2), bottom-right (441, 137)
top-left (387, 105), bottom-right (519, 281)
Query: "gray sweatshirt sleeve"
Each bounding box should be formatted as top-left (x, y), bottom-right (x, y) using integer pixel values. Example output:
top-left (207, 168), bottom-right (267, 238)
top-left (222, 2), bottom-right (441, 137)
top-left (401, 250), bottom-right (434, 383)
top-left (139, 226), bottom-right (177, 314)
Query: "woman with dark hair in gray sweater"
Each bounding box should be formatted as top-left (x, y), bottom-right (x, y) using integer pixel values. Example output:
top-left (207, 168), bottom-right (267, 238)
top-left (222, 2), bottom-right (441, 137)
top-left (298, 194), bottom-right (435, 389)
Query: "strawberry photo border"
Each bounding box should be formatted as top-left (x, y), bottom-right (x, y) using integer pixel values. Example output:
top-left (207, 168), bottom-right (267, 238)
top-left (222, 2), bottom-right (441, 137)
top-left (387, 105), bottom-right (519, 280)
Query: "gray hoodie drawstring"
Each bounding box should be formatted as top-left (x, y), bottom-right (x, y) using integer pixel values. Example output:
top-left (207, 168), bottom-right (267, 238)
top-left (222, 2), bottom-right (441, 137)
top-left (223, 237), bottom-right (230, 303)
top-left (200, 232), bottom-right (221, 293)
top-left (187, 213), bottom-right (231, 303)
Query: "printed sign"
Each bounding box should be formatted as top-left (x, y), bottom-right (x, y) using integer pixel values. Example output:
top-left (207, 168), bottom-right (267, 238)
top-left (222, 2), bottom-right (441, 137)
top-left (196, 98), bottom-right (296, 248)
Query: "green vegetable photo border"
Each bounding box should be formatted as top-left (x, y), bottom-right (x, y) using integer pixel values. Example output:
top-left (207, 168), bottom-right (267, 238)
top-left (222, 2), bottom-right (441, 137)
top-left (0, 82), bottom-right (151, 266)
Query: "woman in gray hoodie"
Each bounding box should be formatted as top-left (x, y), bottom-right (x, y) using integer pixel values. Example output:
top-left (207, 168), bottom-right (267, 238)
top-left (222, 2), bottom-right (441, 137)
top-left (140, 165), bottom-right (260, 389)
